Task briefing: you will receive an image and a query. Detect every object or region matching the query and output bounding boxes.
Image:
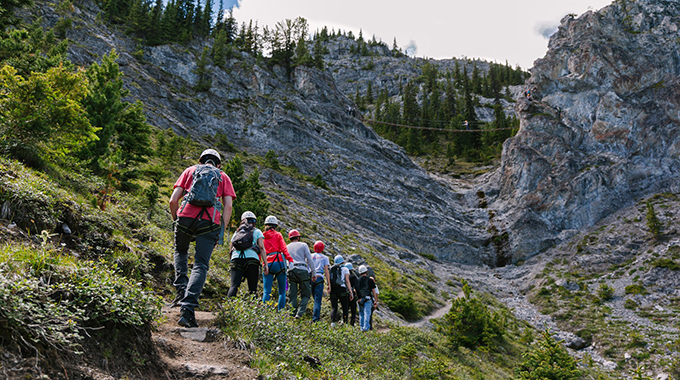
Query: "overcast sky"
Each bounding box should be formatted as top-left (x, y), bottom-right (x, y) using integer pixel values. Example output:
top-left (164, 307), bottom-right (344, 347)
top-left (224, 0), bottom-right (613, 69)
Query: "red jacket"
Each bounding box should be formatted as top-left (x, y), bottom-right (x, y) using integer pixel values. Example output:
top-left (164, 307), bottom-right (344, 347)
top-left (263, 229), bottom-right (293, 263)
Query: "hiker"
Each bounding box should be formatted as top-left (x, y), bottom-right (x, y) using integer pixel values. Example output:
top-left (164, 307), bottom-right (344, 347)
top-left (329, 255), bottom-right (353, 326)
top-left (345, 263), bottom-right (360, 326)
top-left (262, 215), bottom-right (293, 310)
top-left (463, 120), bottom-right (469, 130)
top-left (310, 240), bottom-right (330, 322)
top-left (357, 265), bottom-right (378, 332)
top-left (369, 275), bottom-right (379, 330)
top-left (169, 149), bottom-right (236, 328)
top-left (287, 230), bottom-right (316, 318)
top-left (525, 89), bottom-right (532, 101)
top-left (226, 211), bottom-right (268, 298)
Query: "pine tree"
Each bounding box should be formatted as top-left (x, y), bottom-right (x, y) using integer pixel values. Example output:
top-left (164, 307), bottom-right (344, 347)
top-left (646, 200), bottom-right (662, 238)
top-left (516, 329), bottom-right (581, 380)
top-left (222, 156), bottom-right (270, 227)
top-left (80, 50), bottom-right (152, 179)
top-left (391, 37), bottom-right (402, 57)
top-left (194, 46), bottom-right (212, 91)
top-left (146, 0), bottom-right (163, 45)
top-left (365, 81), bottom-right (373, 104)
top-left (294, 37), bottom-right (313, 67)
top-left (312, 38), bottom-right (324, 69)
top-left (212, 29), bottom-right (228, 68)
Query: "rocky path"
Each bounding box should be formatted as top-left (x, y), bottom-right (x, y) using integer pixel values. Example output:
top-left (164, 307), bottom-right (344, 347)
top-left (152, 307), bottom-right (258, 379)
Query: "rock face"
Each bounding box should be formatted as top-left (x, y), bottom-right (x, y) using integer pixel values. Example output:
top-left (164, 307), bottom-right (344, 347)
top-left (487, 0), bottom-right (680, 260)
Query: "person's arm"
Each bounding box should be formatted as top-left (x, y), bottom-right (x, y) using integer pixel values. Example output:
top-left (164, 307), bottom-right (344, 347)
top-left (221, 196), bottom-right (233, 228)
top-left (305, 248), bottom-right (317, 282)
top-left (372, 287), bottom-right (378, 308)
top-left (218, 195), bottom-right (233, 245)
top-left (345, 272), bottom-right (353, 301)
top-left (281, 235), bottom-right (293, 262)
top-left (169, 187), bottom-right (184, 221)
top-left (324, 264), bottom-right (330, 294)
top-left (258, 237), bottom-right (269, 275)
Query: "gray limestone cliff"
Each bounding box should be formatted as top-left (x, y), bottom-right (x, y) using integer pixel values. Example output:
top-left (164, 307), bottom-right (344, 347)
top-left (486, 0), bottom-right (680, 260)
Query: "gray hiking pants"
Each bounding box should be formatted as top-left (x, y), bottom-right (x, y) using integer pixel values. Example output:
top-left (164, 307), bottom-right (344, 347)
top-left (174, 217), bottom-right (220, 311)
top-left (288, 268), bottom-right (311, 318)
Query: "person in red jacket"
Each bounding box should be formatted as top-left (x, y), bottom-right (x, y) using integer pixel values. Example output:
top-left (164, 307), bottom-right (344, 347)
top-left (262, 215), bottom-right (293, 310)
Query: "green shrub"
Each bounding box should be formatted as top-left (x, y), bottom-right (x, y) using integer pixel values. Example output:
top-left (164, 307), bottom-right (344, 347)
top-left (624, 298), bottom-right (639, 309)
top-left (435, 279), bottom-right (506, 349)
top-left (0, 245), bottom-right (162, 351)
top-left (216, 297), bottom-right (444, 379)
top-left (310, 173), bottom-right (329, 189)
top-left (597, 283), bottom-right (615, 301)
top-left (264, 149), bottom-right (280, 170)
top-left (646, 200), bottom-right (662, 238)
top-left (381, 289), bottom-right (421, 321)
top-left (625, 284), bottom-right (647, 295)
top-left (515, 329), bottom-right (581, 380)
top-left (652, 258), bottom-right (680, 270)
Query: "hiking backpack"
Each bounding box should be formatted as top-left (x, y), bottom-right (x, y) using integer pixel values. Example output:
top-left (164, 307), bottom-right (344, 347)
top-left (232, 221), bottom-right (255, 253)
top-left (358, 276), bottom-right (372, 299)
top-left (183, 164), bottom-right (222, 207)
top-left (329, 264), bottom-right (345, 288)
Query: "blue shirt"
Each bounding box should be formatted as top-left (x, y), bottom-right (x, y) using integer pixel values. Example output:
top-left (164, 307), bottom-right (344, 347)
top-left (230, 228), bottom-right (264, 260)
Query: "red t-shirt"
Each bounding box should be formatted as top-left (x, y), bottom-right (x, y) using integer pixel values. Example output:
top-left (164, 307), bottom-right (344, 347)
top-left (174, 165), bottom-right (236, 224)
top-left (264, 229), bottom-right (293, 263)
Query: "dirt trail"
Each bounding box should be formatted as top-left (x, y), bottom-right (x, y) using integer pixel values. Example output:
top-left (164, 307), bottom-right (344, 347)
top-left (152, 307), bottom-right (258, 380)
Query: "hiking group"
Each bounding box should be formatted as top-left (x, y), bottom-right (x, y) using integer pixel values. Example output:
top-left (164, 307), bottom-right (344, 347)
top-left (169, 149), bottom-right (379, 330)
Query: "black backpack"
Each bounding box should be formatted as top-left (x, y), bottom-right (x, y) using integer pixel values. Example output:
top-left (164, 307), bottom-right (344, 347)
top-left (349, 270), bottom-right (360, 295)
top-left (329, 264), bottom-right (345, 288)
top-left (232, 221), bottom-right (255, 253)
top-left (358, 276), bottom-right (372, 299)
top-left (184, 164), bottom-right (222, 207)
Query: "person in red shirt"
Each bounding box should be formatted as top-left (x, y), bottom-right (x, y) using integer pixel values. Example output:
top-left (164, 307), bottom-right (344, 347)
top-left (168, 149), bottom-right (236, 328)
top-left (262, 215), bottom-right (293, 310)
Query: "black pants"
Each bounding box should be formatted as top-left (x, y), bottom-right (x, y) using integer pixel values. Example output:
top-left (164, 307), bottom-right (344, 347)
top-left (348, 297), bottom-right (358, 326)
top-left (227, 258), bottom-right (260, 297)
top-left (330, 290), bottom-right (349, 323)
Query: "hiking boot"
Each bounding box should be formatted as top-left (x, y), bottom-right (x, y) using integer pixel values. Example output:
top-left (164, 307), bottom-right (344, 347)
top-left (178, 307), bottom-right (198, 328)
top-left (168, 288), bottom-right (185, 308)
top-left (169, 293), bottom-right (183, 308)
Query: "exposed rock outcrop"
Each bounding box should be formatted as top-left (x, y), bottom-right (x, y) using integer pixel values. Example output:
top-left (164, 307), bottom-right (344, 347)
top-left (488, 0), bottom-right (680, 260)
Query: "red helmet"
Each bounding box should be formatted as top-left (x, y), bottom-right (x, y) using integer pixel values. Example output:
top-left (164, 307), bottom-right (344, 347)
top-left (313, 240), bottom-right (325, 253)
top-left (288, 229), bottom-right (300, 239)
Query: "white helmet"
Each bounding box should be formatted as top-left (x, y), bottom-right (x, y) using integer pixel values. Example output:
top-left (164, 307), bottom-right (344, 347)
top-left (264, 215), bottom-right (279, 226)
top-left (358, 265), bottom-right (368, 274)
top-left (241, 211), bottom-right (256, 221)
top-left (200, 148), bottom-right (221, 165)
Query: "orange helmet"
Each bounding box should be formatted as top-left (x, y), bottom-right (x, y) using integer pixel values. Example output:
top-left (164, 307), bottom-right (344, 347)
top-left (288, 229), bottom-right (301, 239)
top-left (313, 240), bottom-right (325, 253)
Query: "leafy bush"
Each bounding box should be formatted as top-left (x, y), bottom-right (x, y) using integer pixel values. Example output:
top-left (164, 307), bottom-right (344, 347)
top-left (515, 329), bottom-right (581, 380)
top-left (597, 283), bottom-right (615, 301)
top-left (646, 200), bottom-right (662, 238)
top-left (652, 258), bottom-right (680, 270)
top-left (625, 284), bottom-right (647, 295)
top-left (264, 149), bottom-right (280, 170)
top-left (435, 279), bottom-right (506, 349)
top-left (216, 297), bottom-right (446, 378)
top-left (381, 288), bottom-right (421, 320)
top-left (0, 244), bottom-right (162, 352)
